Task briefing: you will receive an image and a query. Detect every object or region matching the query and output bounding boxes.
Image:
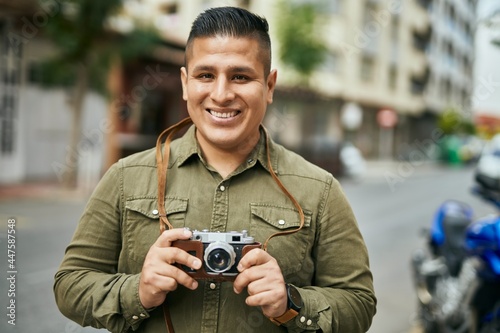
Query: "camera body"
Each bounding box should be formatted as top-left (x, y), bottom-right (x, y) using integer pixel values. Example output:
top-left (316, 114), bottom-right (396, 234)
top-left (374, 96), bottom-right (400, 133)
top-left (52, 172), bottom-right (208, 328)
top-left (172, 229), bottom-right (261, 282)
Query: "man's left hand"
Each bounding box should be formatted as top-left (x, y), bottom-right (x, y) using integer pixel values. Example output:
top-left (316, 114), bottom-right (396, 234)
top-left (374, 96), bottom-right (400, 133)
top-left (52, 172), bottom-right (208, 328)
top-left (233, 249), bottom-right (288, 318)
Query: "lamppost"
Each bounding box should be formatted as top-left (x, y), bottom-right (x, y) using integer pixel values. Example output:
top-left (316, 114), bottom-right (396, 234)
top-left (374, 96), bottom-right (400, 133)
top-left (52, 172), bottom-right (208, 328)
top-left (377, 108), bottom-right (398, 160)
top-left (340, 102), bottom-right (363, 143)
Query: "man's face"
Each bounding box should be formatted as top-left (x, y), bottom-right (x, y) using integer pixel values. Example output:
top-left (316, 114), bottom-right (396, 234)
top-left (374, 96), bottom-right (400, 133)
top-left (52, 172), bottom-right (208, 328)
top-left (181, 36), bottom-right (277, 154)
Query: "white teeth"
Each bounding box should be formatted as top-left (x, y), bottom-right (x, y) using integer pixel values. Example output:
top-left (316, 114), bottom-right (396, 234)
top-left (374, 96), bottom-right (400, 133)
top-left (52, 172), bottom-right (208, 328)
top-left (209, 110), bottom-right (238, 118)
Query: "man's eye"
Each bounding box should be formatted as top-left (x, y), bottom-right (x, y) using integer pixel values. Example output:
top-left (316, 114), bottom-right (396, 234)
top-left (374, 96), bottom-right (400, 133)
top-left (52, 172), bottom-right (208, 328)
top-left (198, 73), bottom-right (214, 79)
top-left (233, 75), bottom-right (248, 81)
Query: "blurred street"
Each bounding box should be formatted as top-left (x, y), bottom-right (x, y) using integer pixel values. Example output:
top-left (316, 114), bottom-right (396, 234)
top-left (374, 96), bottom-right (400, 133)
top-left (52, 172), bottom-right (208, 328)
top-left (0, 161), bottom-right (495, 333)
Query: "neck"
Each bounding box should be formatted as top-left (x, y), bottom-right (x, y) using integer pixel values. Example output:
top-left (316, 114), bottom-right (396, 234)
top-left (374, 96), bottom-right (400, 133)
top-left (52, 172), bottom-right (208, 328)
top-left (197, 133), bottom-right (260, 179)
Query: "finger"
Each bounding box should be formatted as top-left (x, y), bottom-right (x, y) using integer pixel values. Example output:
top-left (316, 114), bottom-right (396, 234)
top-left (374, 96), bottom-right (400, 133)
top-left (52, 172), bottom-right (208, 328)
top-left (154, 228), bottom-right (193, 248)
top-left (234, 256), bottom-right (283, 294)
top-left (148, 247), bottom-right (201, 273)
top-left (156, 247), bottom-right (202, 269)
top-left (142, 260), bottom-right (199, 292)
top-left (245, 283), bottom-right (287, 317)
top-left (237, 248), bottom-right (271, 272)
top-left (245, 289), bottom-right (281, 307)
top-left (155, 264), bottom-right (199, 291)
top-left (246, 278), bottom-right (275, 296)
top-left (233, 265), bottom-right (268, 294)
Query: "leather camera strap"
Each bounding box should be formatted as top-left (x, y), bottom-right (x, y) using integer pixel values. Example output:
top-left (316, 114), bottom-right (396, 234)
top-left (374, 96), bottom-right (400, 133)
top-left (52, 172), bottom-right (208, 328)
top-left (155, 117), bottom-right (304, 332)
top-left (155, 117), bottom-right (193, 233)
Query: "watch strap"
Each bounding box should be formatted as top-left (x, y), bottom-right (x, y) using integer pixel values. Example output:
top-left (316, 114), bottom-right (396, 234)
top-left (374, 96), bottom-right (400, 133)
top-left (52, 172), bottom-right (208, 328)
top-left (268, 308), bottom-right (299, 325)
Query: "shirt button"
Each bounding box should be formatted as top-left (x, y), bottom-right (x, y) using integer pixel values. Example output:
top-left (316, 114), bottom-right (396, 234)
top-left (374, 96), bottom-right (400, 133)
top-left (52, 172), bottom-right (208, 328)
top-left (300, 316), bottom-right (306, 323)
top-left (210, 283), bottom-right (216, 290)
top-left (152, 209), bottom-right (159, 215)
top-left (278, 219), bottom-right (286, 225)
top-left (132, 315), bottom-right (139, 320)
top-left (306, 319), bottom-right (312, 325)
top-left (219, 185), bottom-right (226, 192)
top-left (247, 158), bottom-right (254, 164)
top-left (140, 313), bottom-right (146, 318)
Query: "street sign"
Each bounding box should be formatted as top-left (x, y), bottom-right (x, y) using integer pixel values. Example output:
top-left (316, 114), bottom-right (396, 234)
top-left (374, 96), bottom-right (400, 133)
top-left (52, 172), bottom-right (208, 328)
top-left (377, 109), bottom-right (398, 129)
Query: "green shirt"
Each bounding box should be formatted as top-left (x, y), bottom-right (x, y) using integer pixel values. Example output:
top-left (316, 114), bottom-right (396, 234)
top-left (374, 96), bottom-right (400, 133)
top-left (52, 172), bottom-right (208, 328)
top-left (54, 125), bottom-right (376, 333)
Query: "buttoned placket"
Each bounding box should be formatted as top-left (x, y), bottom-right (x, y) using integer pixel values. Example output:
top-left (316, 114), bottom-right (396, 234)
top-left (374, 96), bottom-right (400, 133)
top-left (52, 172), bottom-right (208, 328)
top-left (199, 179), bottom-right (230, 333)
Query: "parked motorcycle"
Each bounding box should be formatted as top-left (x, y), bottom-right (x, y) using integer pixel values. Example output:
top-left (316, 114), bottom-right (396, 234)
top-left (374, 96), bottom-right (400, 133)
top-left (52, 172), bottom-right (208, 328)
top-left (411, 146), bottom-right (500, 333)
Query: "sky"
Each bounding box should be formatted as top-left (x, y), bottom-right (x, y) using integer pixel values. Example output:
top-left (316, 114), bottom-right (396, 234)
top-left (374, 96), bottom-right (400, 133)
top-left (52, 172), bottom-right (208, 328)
top-left (477, 0), bottom-right (500, 20)
top-left (473, 0), bottom-right (500, 116)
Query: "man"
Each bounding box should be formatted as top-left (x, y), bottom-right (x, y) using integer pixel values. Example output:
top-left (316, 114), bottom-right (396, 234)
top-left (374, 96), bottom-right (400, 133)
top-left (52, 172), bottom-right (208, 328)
top-left (54, 6), bottom-right (376, 333)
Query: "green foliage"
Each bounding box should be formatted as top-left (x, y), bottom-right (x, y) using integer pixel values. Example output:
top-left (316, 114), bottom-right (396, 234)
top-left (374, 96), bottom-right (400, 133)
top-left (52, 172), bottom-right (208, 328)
top-left (438, 108), bottom-right (476, 135)
top-left (275, 0), bottom-right (328, 80)
top-left (37, 0), bottom-right (163, 95)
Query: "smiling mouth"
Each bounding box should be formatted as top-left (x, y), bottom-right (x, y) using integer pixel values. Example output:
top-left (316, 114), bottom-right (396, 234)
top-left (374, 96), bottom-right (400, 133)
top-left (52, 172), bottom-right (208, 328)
top-left (207, 109), bottom-right (240, 119)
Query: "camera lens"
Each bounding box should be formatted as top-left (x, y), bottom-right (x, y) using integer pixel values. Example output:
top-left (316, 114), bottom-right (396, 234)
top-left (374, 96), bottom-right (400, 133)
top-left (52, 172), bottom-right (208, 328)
top-left (208, 249), bottom-right (230, 270)
top-left (204, 242), bottom-right (236, 273)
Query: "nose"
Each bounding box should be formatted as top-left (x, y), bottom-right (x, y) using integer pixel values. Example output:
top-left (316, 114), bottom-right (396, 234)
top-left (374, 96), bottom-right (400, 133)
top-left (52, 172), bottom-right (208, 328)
top-left (210, 76), bottom-right (235, 104)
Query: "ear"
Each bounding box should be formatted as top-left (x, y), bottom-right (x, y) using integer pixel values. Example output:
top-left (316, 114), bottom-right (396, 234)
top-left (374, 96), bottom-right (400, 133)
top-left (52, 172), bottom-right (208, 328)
top-left (180, 67), bottom-right (188, 101)
top-left (266, 69), bottom-right (278, 104)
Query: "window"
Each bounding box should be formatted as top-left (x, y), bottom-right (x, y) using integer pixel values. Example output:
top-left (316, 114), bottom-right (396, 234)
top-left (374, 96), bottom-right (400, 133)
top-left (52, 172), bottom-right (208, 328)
top-left (388, 65), bottom-right (397, 90)
top-left (321, 52), bottom-right (342, 74)
top-left (361, 1), bottom-right (380, 55)
top-left (0, 19), bottom-right (20, 154)
top-left (360, 55), bottom-right (375, 82)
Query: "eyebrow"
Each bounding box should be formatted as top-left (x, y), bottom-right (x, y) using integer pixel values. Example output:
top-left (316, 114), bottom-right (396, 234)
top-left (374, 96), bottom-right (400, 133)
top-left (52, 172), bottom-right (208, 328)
top-left (191, 65), bottom-right (258, 75)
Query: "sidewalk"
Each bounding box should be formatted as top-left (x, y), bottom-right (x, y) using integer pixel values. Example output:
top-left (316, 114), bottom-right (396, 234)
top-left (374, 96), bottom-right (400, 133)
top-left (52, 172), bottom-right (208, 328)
top-left (0, 181), bottom-right (91, 202)
top-left (343, 158), bottom-right (451, 183)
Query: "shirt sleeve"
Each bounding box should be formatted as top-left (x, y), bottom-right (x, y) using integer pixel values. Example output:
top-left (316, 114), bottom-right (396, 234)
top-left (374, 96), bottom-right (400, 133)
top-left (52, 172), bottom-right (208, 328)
top-left (53, 162), bottom-right (151, 333)
top-left (283, 177), bottom-right (377, 333)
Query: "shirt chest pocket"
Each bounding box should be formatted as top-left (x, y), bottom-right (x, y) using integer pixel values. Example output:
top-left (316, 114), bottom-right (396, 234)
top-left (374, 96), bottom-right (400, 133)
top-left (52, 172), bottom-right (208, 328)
top-left (250, 203), bottom-right (312, 276)
top-left (124, 197), bottom-right (188, 265)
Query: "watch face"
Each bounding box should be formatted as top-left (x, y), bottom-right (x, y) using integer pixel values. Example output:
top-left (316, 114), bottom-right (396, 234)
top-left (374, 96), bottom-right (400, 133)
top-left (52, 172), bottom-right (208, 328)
top-left (288, 285), bottom-right (303, 309)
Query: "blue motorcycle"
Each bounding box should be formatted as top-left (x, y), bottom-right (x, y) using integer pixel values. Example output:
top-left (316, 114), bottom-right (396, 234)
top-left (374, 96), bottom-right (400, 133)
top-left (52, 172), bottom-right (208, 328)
top-left (411, 147), bottom-right (500, 333)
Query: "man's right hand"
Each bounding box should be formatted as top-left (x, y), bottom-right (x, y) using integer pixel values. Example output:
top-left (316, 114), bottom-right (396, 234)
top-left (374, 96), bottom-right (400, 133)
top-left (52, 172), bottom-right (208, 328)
top-left (139, 228), bottom-right (202, 309)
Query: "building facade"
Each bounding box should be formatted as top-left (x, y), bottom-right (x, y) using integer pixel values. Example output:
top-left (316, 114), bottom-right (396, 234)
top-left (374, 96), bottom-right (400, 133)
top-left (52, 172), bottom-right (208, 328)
top-left (124, 0), bottom-right (435, 165)
top-left (425, 0), bottom-right (477, 117)
top-left (0, 1), bottom-right (108, 186)
top-left (1, 0), bottom-right (482, 185)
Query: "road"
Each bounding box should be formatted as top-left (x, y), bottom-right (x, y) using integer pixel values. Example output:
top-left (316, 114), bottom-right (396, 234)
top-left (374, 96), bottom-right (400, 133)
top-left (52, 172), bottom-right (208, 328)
top-left (341, 162), bottom-right (492, 333)
top-left (0, 162), bottom-right (494, 333)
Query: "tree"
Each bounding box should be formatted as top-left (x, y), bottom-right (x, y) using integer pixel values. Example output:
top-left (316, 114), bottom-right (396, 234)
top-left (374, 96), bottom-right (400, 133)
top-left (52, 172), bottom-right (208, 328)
top-left (437, 108), bottom-right (475, 135)
top-left (275, 0), bottom-right (328, 84)
top-left (37, 0), bottom-right (163, 188)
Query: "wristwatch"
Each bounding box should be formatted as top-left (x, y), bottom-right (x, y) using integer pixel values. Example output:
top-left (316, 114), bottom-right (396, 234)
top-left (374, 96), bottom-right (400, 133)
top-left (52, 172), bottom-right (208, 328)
top-left (269, 284), bottom-right (303, 325)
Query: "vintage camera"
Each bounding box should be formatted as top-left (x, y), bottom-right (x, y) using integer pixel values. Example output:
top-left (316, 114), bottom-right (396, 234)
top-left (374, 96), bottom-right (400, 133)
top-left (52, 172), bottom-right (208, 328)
top-left (172, 229), bottom-right (261, 282)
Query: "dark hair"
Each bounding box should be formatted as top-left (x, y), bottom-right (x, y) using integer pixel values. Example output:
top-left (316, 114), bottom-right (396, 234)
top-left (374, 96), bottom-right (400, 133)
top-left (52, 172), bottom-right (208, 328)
top-left (185, 6), bottom-right (272, 75)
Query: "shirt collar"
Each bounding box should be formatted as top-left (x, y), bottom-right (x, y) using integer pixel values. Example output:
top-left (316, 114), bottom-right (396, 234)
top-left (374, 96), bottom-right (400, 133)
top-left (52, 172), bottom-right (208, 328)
top-left (173, 125), bottom-right (278, 175)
